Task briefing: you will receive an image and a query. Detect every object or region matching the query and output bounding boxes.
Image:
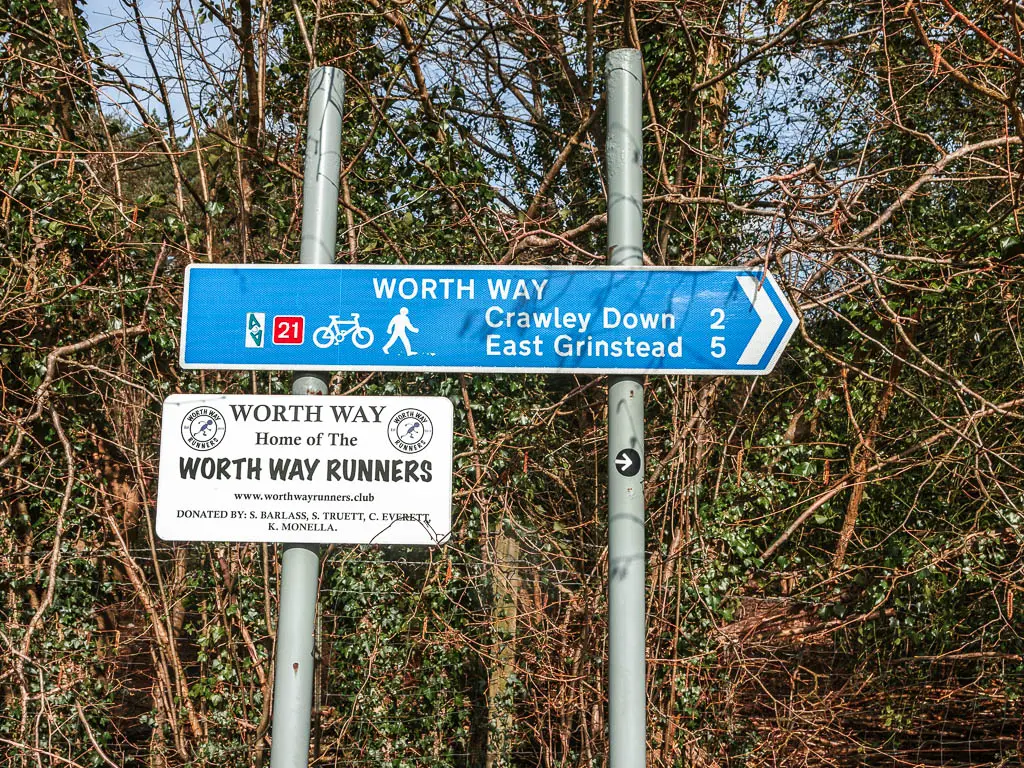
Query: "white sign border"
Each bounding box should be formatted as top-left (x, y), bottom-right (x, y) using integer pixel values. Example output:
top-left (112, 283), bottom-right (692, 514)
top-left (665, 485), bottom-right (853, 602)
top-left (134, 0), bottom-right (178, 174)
top-left (156, 394), bottom-right (454, 545)
top-left (180, 265), bottom-right (798, 375)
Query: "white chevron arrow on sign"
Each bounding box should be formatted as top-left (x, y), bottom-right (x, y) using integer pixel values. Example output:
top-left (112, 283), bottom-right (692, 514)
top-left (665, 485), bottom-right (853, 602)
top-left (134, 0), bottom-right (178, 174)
top-left (736, 275), bottom-right (784, 366)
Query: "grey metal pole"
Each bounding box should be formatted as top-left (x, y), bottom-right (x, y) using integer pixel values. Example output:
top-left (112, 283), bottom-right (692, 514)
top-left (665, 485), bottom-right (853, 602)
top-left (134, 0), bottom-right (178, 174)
top-left (270, 65), bottom-right (344, 768)
top-left (606, 49), bottom-right (646, 768)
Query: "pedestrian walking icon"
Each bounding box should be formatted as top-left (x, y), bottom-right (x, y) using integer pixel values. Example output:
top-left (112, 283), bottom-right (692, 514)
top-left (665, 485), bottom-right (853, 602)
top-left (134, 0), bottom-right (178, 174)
top-left (382, 308), bottom-right (418, 356)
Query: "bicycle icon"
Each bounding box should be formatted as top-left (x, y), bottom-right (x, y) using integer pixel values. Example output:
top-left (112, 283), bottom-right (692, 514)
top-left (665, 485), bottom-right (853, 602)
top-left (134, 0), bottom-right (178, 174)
top-left (312, 314), bottom-right (374, 349)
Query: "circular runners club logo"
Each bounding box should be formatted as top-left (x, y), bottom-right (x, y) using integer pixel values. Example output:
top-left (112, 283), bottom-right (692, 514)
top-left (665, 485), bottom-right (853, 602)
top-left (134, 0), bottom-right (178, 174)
top-left (180, 405), bottom-right (226, 451)
top-left (387, 408), bottom-right (434, 454)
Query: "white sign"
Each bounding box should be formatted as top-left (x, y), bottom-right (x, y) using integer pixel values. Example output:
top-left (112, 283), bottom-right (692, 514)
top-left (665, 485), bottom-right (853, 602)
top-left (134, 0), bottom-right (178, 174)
top-left (156, 394), bottom-right (453, 545)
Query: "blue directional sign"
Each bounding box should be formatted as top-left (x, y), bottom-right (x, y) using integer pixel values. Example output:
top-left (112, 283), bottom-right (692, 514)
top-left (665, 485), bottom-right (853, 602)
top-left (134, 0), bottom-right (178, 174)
top-left (181, 265), bottom-right (798, 375)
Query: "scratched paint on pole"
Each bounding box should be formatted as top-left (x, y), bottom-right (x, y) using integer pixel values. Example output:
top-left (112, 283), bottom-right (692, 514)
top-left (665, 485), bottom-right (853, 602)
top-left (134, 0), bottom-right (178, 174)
top-left (181, 265), bottom-right (797, 375)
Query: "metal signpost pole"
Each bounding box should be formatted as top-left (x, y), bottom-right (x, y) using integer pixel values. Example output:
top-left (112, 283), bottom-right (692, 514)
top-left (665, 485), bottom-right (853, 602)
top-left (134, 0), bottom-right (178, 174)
top-left (606, 49), bottom-right (646, 768)
top-left (270, 65), bottom-right (344, 768)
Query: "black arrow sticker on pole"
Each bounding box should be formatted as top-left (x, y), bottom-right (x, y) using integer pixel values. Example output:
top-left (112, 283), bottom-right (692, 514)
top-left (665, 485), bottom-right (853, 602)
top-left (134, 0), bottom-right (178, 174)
top-left (614, 448), bottom-right (641, 477)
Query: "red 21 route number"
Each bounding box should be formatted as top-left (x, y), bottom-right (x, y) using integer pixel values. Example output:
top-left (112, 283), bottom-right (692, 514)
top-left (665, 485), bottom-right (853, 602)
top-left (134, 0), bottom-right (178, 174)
top-left (272, 315), bottom-right (305, 345)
